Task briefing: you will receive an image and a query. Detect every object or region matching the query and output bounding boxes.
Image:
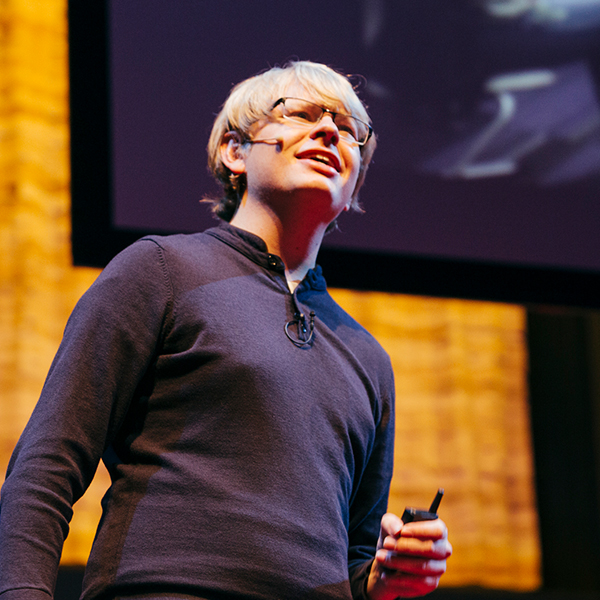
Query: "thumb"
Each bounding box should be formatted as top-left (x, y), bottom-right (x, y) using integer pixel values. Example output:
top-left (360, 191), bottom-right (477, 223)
top-left (377, 512), bottom-right (403, 550)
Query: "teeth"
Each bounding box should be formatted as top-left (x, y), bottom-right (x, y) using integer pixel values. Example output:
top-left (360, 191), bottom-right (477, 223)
top-left (312, 155), bottom-right (332, 166)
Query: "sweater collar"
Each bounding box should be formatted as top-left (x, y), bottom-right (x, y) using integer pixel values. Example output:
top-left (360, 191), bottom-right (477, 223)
top-left (204, 222), bottom-right (327, 292)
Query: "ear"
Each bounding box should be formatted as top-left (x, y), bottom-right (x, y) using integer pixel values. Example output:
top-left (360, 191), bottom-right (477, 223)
top-left (220, 131), bottom-right (247, 175)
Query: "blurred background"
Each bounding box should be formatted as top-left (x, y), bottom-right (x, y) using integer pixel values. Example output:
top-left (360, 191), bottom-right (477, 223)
top-left (1, 1), bottom-right (599, 598)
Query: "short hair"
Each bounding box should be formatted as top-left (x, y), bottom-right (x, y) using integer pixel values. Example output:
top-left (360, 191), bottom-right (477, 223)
top-left (206, 60), bottom-right (377, 222)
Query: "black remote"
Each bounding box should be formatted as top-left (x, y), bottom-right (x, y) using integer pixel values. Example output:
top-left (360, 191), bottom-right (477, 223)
top-left (401, 488), bottom-right (444, 524)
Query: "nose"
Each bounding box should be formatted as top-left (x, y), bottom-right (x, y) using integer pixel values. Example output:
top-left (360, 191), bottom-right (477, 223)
top-left (310, 113), bottom-right (339, 145)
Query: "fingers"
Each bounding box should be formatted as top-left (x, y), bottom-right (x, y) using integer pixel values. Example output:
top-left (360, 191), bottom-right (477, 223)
top-left (368, 513), bottom-right (452, 599)
top-left (368, 543), bottom-right (451, 599)
top-left (379, 516), bottom-right (450, 554)
top-left (380, 537), bottom-right (452, 561)
top-left (398, 518), bottom-right (448, 541)
top-left (375, 550), bottom-right (449, 575)
top-left (373, 569), bottom-right (443, 599)
top-left (368, 552), bottom-right (447, 600)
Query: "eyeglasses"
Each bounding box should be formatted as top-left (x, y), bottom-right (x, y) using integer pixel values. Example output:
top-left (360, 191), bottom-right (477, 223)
top-left (271, 97), bottom-right (373, 146)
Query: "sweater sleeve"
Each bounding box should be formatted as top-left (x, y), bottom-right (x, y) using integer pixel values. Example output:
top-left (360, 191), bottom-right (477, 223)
top-left (0, 239), bottom-right (172, 600)
top-left (347, 363), bottom-right (396, 600)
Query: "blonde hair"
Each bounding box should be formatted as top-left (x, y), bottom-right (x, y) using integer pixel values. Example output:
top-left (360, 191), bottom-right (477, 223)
top-left (206, 60), bottom-right (376, 221)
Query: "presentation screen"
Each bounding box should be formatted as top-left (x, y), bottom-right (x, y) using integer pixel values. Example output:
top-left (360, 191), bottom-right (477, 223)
top-left (69, 0), bottom-right (600, 306)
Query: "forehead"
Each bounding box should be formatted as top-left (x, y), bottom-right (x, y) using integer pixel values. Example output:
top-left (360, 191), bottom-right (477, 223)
top-left (281, 81), bottom-right (353, 114)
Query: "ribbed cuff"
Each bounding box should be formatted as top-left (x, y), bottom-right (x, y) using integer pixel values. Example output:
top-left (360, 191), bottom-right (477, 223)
top-left (350, 559), bottom-right (374, 600)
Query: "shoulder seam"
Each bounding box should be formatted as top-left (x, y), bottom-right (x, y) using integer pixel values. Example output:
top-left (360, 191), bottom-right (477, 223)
top-left (141, 238), bottom-right (176, 340)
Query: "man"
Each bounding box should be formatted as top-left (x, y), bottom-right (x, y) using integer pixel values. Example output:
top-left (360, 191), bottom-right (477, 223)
top-left (0, 61), bottom-right (450, 600)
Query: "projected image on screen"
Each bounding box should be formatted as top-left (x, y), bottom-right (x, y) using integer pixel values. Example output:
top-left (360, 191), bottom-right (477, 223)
top-left (108, 0), bottom-right (600, 273)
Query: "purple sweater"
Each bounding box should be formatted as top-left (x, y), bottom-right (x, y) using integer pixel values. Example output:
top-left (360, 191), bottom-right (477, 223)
top-left (0, 224), bottom-right (395, 600)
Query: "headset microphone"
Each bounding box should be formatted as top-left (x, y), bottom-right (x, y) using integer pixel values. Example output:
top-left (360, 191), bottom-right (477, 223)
top-left (248, 137), bottom-right (283, 146)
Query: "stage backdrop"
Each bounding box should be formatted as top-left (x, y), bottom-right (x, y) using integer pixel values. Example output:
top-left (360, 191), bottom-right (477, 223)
top-left (0, 0), bottom-right (539, 591)
top-left (108, 0), bottom-right (600, 274)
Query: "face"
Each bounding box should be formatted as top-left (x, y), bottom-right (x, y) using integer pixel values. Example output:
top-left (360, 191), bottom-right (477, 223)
top-left (229, 83), bottom-right (363, 224)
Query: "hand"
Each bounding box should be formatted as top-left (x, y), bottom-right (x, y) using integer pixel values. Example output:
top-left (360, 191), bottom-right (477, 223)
top-left (366, 513), bottom-right (452, 599)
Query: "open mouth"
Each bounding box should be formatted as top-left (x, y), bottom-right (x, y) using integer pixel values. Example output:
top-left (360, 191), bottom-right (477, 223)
top-left (298, 151), bottom-right (340, 172)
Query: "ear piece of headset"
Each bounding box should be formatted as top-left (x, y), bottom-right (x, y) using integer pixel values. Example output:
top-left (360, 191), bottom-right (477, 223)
top-left (223, 132), bottom-right (245, 162)
top-left (228, 134), bottom-right (246, 159)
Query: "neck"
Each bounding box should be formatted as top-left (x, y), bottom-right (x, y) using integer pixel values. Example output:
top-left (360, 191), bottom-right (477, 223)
top-left (230, 193), bottom-right (330, 286)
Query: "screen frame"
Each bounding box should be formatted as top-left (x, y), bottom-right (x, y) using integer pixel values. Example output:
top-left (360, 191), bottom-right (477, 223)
top-left (68, 0), bottom-right (600, 309)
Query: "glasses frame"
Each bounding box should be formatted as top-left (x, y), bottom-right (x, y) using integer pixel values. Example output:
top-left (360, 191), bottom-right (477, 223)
top-left (271, 97), bottom-right (373, 147)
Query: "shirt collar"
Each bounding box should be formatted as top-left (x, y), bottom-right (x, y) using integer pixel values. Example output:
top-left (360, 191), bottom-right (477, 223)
top-left (204, 222), bottom-right (327, 291)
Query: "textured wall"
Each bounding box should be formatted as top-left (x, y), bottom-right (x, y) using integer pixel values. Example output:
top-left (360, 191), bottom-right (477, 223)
top-left (0, 0), bottom-right (540, 590)
top-left (0, 0), bottom-right (108, 564)
top-left (331, 290), bottom-right (539, 589)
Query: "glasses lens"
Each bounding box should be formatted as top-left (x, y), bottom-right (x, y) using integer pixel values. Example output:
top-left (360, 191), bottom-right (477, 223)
top-left (281, 98), bottom-right (322, 125)
top-left (279, 98), bottom-right (371, 145)
top-left (335, 114), bottom-right (369, 145)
